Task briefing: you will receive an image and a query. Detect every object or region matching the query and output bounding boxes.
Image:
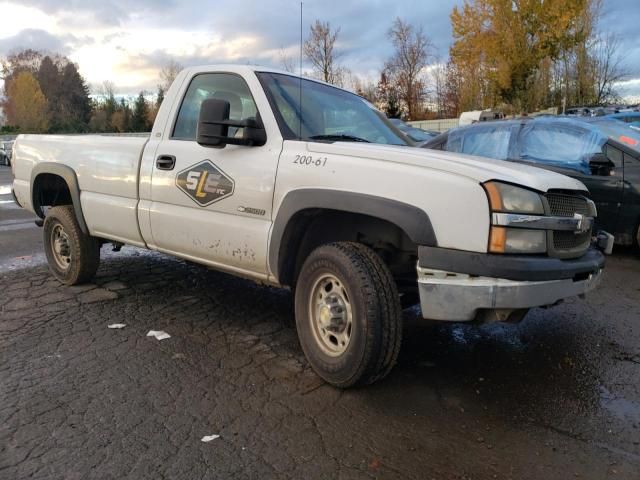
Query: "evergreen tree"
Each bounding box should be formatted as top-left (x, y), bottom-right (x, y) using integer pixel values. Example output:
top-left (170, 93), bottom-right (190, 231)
top-left (131, 92), bottom-right (149, 132)
top-left (375, 71), bottom-right (405, 119)
top-left (58, 63), bottom-right (92, 132)
top-left (111, 98), bottom-right (131, 133)
top-left (156, 86), bottom-right (165, 109)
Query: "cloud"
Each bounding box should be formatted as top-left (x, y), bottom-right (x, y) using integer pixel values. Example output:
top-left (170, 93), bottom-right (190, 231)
top-left (0, 29), bottom-right (87, 56)
top-left (16, 0), bottom-right (177, 26)
top-left (0, 0), bottom-right (638, 98)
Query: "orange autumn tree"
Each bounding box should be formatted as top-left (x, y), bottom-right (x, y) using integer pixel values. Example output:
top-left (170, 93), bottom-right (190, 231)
top-left (450, 0), bottom-right (590, 113)
top-left (6, 71), bottom-right (50, 132)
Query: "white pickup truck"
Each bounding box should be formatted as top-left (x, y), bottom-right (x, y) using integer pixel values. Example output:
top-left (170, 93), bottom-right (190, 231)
top-left (11, 65), bottom-right (607, 387)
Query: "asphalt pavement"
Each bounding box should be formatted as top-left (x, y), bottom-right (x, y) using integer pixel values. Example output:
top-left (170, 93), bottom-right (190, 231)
top-left (1, 164), bottom-right (639, 479)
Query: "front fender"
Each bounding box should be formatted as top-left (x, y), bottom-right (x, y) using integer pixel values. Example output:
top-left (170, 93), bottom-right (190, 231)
top-left (268, 188), bottom-right (437, 281)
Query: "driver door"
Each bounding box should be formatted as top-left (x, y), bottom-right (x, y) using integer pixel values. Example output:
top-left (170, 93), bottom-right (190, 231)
top-left (148, 72), bottom-right (279, 277)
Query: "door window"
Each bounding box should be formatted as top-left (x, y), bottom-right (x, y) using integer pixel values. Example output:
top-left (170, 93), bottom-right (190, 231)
top-left (624, 153), bottom-right (639, 167)
top-left (605, 145), bottom-right (623, 168)
top-left (172, 73), bottom-right (259, 141)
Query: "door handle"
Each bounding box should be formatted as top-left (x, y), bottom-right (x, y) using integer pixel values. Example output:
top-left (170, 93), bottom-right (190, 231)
top-left (156, 155), bottom-right (176, 170)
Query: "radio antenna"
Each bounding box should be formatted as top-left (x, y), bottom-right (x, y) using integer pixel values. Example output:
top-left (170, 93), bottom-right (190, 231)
top-left (298, 1), bottom-right (303, 140)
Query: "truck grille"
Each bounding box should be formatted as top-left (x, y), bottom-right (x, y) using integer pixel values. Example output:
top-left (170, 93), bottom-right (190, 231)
top-left (546, 193), bottom-right (590, 217)
top-left (545, 193), bottom-right (592, 258)
top-left (553, 231), bottom-right (591, 251)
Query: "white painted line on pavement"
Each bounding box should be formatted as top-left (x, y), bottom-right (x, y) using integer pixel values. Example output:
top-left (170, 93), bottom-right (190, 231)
top-left (0, 222), bottom-right (37, 232)
top-left (0, 218), bottom-right (37, 226)
top-left (0, 185), bottom-right (11, 195)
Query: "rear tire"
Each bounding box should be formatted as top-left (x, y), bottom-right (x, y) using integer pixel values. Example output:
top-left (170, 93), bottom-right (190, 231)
top-left (294, 242), bottom-right (402, 388)
top-left (43, 206), bottom-right (101, 285)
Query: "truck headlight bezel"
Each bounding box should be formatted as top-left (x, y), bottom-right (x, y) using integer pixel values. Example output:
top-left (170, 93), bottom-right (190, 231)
top-left (483, 181), bottom-right (547, 254)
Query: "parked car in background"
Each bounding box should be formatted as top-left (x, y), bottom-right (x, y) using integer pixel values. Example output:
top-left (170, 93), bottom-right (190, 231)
top-left (606, 112), bottom-right (640, 131)
top-left (1, 139), bottom-right (14, 166)
top-left (388, 118), bottom-right (439, 143)
top-left (565, 106), bottom-right (611, 117)
top-left (459, 109), bottom-right (505, 126)
top-left (423, 117), bottom-right (640, 248)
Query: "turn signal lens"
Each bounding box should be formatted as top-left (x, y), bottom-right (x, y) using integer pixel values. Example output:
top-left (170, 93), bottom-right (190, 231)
top-left (489, 226), bottom-right (507, 253)
top-left (483, 181), bottom-right (544, 214)
top-left (484, 182), bottom-right (504, 212)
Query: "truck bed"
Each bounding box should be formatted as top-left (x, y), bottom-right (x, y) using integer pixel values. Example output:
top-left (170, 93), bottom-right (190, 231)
top-left (13, 134), bottom-right (150, 246)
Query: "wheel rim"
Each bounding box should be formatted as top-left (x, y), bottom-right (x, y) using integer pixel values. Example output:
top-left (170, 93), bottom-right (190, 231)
top-left (308, 273), bottom-right (353, 357)
top-left (50, 223), bottom-right (72, 271)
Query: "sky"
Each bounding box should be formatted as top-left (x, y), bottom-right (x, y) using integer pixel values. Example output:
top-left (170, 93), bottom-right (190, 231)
top-left (0, 0), bottom-right (639, 100)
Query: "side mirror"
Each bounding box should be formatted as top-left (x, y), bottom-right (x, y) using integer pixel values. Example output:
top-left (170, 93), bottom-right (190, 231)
top-left (197, 98), bottom-right (266, 148)
top-left (588, 152), bottom-right (615, 176)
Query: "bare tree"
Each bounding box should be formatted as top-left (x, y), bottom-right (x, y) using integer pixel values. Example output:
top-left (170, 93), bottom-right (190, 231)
top-left (385, 18), bottom-right (433, 120)
top-left (98, 81), bottom-right (116, 98)
top-left (593, 33), bottom-right (627, 105)
top-left (159, 59), bottom-right (184, 92)
top-left (431, 62), bottom-right (447, 117)
top-left (303, 20), bottom-right (343, 85)
top-left (278, 48), bottom-right (296, 73)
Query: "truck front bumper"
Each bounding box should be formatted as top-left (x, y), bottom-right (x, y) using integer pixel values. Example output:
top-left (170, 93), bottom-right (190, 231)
top-left (417, 247), bottom-right (605, 321)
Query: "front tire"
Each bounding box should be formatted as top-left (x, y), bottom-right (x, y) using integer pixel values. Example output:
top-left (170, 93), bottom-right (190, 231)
top-left (43, 206), bottom-right (101, 285)
top-left (294, 242), bottom-right (402, 388)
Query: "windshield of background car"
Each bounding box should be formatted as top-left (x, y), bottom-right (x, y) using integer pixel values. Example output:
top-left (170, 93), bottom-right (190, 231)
top-left (257, 72), bottom-right (409, 145)
top-left (446, 124), bottom-right (514, 160)
top-left (518, 120), bottom-right (608, 174)
top-left (404, 127), bottom-right (433, 142)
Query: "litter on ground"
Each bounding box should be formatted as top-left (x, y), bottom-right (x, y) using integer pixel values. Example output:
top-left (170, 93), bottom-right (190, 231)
top-left (147, 330), bottom-right (171, 340)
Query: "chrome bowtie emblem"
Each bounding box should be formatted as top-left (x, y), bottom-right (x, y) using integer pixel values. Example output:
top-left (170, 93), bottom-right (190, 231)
top-left (573, 213), bottom-right (590, 234)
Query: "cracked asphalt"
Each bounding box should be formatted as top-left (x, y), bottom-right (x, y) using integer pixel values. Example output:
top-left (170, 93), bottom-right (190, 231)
top-left (1, 165), bottom-right (640, 479)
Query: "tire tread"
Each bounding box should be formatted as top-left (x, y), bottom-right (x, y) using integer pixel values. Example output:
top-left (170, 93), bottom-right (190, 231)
top-left (295, 241), bottom-right (402, 387)
top-left (44, 206), bottom-right (100, 285)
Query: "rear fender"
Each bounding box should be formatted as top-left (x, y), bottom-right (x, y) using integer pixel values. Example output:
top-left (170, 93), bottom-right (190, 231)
top-left (31, 162), bottom-right (89, 234)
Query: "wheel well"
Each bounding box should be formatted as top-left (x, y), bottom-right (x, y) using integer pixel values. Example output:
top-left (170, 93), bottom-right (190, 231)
top-left (32, 173), bottom-right (73, 218)
top-left (277, 209), bottom-right (419, 292)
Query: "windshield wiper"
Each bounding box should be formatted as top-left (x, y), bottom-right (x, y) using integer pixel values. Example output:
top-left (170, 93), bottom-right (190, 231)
top-left (307, 134), bottom-right (370, 143)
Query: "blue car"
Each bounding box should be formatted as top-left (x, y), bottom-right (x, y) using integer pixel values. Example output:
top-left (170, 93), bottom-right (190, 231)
top-left (605, 112), bottom-right (640, 131)
top-left (423, 116), bottom-right (640, 249)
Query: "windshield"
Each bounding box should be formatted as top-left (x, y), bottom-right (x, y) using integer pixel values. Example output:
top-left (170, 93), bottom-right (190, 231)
top-left (403, 127), bottom-right (433, 142)
top-left (257, 72), bottom-right (409, 146)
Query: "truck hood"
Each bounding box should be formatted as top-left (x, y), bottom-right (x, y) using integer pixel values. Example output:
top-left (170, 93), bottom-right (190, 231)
top-left (307, 142), bottom-right (587, 193)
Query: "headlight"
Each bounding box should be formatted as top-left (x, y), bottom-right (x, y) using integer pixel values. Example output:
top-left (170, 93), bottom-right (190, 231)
top-left (484, 181), bottom-right (546, 254)
top-left (483, 181), bottom-right (544, 214)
